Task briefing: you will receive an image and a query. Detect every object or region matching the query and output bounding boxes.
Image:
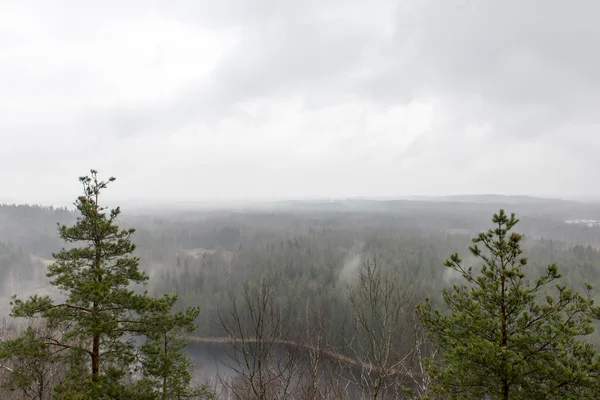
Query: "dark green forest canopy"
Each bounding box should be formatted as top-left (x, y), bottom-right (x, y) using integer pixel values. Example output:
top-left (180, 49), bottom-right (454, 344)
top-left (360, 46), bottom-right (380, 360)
top-left (2, 197), bottom-right (600, 341)
top-left (3, 186), bottom-right (600, 398)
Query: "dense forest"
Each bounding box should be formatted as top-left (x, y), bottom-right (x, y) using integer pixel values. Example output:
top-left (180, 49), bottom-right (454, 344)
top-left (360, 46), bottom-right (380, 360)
top-left (3, 173), bottom-right (600, 398)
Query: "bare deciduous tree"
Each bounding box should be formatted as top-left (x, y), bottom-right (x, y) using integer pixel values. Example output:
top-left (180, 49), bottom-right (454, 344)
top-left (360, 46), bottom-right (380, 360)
top-left (343, 256), bottom-right (415, 399)
top-left (0, 319), bottom-right (68, 400)
top-left (295, 303), bottom-right (351, 400)
top-left (218, 277), bottom-right (301, 400)
top-left (403, 314), bottom-right (436, 399)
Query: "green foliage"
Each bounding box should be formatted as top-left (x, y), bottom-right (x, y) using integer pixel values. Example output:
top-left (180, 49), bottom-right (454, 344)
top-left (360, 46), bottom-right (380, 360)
top-left (6, 187), bottom-right (600, 397)
top-left (5, 170), bottom-right (205, 399)
top-left (10, 171), bottom-right (149, 388)
top-left (137, 294), bottom-right (212, 399)
top-left (417, 210), bottom-right (600, 399)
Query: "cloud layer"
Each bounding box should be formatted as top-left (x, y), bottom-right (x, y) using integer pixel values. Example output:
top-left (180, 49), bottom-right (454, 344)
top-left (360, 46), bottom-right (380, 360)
top-left (1, 0), bottom-right (599, 204)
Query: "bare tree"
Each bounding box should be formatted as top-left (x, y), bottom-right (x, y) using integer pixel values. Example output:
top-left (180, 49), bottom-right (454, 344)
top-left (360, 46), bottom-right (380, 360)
top-left (217, 277), bottom-right (301, 400)
top-left (342, 256), bottom-right (415, 399)
top-left (402, 314), bottom-right (436, 399)
top-left (0, 318), bottom-right (17, 400)
top-left (0, 319), bottom-right (68, 400)
top-left (211, 261), bottom-right (426, 399)
top-left (295, 303), bottom-right (350, 400)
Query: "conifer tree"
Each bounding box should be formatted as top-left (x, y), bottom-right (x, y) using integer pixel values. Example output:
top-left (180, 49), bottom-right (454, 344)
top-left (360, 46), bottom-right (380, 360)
top-left (417, 210), bottom-right (600, 399)
top-left (7, 170), bottom-right (204, 399)
top-left (137, 294), bottom-right (211, 399)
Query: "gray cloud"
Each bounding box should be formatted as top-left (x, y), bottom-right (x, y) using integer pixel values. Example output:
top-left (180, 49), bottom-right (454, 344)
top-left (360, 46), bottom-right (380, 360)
top-left (380, 1), bottom-right (600, 118)
top-left (1, 0), bottom-right (600, 203)
top-left (85, 0), bottom-right (395, 136)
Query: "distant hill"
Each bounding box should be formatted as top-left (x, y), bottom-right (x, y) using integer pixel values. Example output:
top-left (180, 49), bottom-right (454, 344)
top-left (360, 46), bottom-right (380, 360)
top-left (4, 194), bottom-right (600, 223)
top-left (220, 195), bottom-right (600, 221)
top-left (407, 194), bottom-right (583, 206)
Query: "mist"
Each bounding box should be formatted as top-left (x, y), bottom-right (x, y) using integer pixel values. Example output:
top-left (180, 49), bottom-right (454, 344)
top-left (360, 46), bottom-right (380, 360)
top-left (3, 0), bottom-right (600, 397)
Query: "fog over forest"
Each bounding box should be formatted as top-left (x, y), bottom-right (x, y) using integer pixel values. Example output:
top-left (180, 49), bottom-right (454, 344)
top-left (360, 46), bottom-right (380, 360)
top-left (3, 192), bottom-right (600, 398)
top-left (3, 0), bottom-right (600, 399)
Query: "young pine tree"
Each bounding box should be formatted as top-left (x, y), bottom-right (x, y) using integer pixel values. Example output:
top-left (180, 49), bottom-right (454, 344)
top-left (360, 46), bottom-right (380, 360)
top-left (417, 210), bottom-right (600, 400)
top-left (137, 294), bottom-right (212, 399)
top-left (8, 170), bottom-right (202, 398)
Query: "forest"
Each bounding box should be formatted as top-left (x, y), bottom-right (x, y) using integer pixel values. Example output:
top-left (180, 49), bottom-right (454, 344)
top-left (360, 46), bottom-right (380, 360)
top-left (2, 172), bottom-right (600, 399)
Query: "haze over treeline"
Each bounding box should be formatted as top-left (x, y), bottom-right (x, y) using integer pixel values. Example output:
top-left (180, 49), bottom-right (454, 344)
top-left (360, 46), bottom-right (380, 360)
top-left (3, 0), bottom-right (600, 398)
top-left (3, 173), bottom-right (600, 398)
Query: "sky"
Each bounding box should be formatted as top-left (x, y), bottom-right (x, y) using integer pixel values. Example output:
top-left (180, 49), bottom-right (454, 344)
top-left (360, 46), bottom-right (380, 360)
top-left (1, 0), bottom-right (599, 205)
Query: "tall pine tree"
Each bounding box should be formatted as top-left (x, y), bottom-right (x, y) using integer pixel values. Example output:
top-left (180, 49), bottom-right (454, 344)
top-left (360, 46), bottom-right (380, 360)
top-left (417, 210), bottom-right (600, 399)
top-left (8, 170), bottom-right (205, 399)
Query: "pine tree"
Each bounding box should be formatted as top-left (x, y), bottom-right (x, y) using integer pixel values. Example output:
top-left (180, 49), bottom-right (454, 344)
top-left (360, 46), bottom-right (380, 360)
top-left (7, 170), bottom-right (204, 399)
top-left (417, 210), bottom-right (600, 399)
top-left (137, 294), bottom-right (211, 399)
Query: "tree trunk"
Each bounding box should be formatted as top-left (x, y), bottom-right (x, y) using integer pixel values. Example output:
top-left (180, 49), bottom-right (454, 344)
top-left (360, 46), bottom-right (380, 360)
top-left (163, 333), bottom-right (168, 400)
top-left (502, 380), bottom-right (509, 400)
top-left (38, 371), bottom-right (44, 400)
top-left (500, 234), bottom-right (509, 400)
top-left (92, 334), bottom-right (100, 379)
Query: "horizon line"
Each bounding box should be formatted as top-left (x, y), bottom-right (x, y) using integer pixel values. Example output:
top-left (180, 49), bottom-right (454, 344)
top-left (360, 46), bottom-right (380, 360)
top-left (2, 193), bottom-right (600, 209)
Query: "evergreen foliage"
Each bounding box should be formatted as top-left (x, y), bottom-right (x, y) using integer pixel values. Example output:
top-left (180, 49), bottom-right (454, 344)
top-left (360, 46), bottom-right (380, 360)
top-left (417, 210), bottom-right (600, 399)
top-left (3, 170), bottom-right (206, 399)
top-left (137, 295), bottom-right (210, 399)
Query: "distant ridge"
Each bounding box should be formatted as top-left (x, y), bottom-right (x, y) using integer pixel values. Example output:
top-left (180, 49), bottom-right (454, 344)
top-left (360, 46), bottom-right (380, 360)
top-left (405, 194), bottom-right (582, 205)
top-left (3, 194), bottom-right (594, 213)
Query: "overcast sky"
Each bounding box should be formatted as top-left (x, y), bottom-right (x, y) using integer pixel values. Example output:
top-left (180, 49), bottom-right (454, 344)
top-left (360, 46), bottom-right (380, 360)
top-left (1, 0), bottom-right (599, 205)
